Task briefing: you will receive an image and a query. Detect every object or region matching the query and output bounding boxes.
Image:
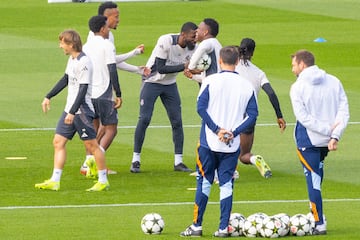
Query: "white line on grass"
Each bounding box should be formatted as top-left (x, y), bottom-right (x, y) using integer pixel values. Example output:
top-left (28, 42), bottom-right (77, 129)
top-left (1, 122), bottom-right (360, 132)
top-left (1, 198), bottom-right (359, 210)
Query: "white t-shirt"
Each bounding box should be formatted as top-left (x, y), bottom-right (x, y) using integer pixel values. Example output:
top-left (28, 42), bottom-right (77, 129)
top-left (144, 33), bottom-right (195, 85)
top-left (83, 35), bottom-right (116, 99)
top-left (188, 37), bottom-right (222, 79)
top-left (235, 59), bottom-right (269, 96)
top-left (64, 53), bottom-right (93, 114)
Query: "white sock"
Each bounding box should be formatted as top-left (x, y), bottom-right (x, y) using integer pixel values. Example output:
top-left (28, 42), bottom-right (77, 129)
top-left (82, 155), bottom-right (93, 167)
top-left (98, 169), bottom-right (108, 184)
top-left (50, 168), bottom-right (62, 182)
top-left (250, 155), bottom-right (256, 165)
top-left (132, 152), bottom-right (140, 163)
top-left (191, 224), bottom-right (202, 231)
top-left (174, 154), bottom-right (183, 166)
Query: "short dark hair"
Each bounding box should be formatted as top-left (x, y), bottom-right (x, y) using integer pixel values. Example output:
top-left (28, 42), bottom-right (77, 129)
top-left (220, 46), bottom-right (239, 65)
top-left (98, 1), bottom-right (117, 15)
top-left (59, 30), bottom-right (82, 52)
top-left (239, 38), bottom-right (255, 66)
top-left (203, 18), bottom-right (219, 37)
top-left (181, 22), bottom-right (198, 33)
top-left (291, 50), bottom-right (315, 66)
top-left (88, 15), bottom-right (107, 33)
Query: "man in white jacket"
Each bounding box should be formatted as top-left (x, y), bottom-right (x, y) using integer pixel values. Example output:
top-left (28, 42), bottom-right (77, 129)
top-left (290, 50), bottom-right (350, 235)
top-left (180, 46), bottom-right (258, 237)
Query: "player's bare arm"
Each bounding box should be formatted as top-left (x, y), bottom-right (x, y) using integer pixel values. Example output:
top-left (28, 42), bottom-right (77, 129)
top-left (41, 98), bottom-right (51, 113)
top-left (114, 97), bottom-right (122, 109)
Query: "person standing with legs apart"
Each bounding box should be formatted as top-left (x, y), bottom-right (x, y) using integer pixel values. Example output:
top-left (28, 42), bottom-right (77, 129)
top-left (235, 38), bottom-right (286, 178)
top-left (290, 49), bottom-right (349, 235)
top-left (35, 30), bottom-right (109, 192)
top-left (130, 22), bottom-right (198, 173)
top-left (180, 46), bottom-right (258, 237)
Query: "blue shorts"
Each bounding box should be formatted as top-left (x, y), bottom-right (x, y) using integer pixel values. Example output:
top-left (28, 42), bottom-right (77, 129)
top-left (56, 111), bottom-right (96, 140)
top-left (92, 98), bottom-right (118, 125)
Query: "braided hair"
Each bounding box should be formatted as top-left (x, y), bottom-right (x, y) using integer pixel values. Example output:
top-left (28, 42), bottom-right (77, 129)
top-left (239, 38), bottom-right (255, 66)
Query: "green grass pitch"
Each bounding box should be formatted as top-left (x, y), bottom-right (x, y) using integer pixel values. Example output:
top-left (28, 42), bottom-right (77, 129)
top-left (0, 0), bottom-right (359, 239)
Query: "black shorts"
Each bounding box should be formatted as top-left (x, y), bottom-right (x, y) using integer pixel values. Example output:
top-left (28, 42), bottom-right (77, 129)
top-left (56, 111), bottom-right (96, 140)
top-left (92, 98), bottom-right (118, 125)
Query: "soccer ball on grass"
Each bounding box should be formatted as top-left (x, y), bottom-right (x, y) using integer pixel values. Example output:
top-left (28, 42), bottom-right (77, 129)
top-left (273, 213), bottom-right (290, 236)
top-left (228, 212), bottom-right (246, 236)
top-left (242, 212), bottom-right (268, 237)
top-left (140, 213), bottom-right (165, 234)
top-left (260, 216), bottom-right (289, 238)
top-left (289, 213), bottom-right (312, 236)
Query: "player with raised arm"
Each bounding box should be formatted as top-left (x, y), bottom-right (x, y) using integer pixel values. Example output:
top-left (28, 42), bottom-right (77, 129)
top-left (235, 38), bottom-right (286, 178)
top-left (80, 1), bottom-right (150, 175)
top-left (35, 30), bottom-right (109, 192)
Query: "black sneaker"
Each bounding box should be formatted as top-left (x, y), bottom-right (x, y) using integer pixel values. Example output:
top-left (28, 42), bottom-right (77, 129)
top-left (213, 229), bottom-right (229, 238)
top-left (180, 225), bottom-right (202, 237)
top-left (130, 161), bottom-right (140, 173)
top-left (174, 163), bottom-right (192, 172)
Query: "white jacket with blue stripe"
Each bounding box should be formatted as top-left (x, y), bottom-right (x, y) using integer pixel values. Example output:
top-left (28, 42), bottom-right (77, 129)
top-left (290, 65), bottom-right (350, 148)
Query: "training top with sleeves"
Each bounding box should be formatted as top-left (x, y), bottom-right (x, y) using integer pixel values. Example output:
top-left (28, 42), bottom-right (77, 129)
top-left (188, 38), bottom-right (222, 83)
top-left (235, 59), bottom-right (269, 95)
top-left (188, 38), bottom-right (222, 75)
top-left (87, 31), bottom-right (142, 74)
top-left (290, 65), bottom-right (349, 148)
top-left (45, 53), bottom-right (94, 115)
top-left (83, 35), bottom-right (119, 100)
top-left (197, 71), bottom-right (258, 153)
top-left (236, 59), bottom-right (283, 119)
top-left (144, 33), bottom-right (195, 85)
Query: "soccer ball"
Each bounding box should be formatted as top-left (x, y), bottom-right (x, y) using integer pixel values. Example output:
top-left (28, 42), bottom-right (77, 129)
top-left (140, 213), bottom-right (165, 234)
top-left (242, 218), bottom-right (258, 238)
top-left (196, 53), bottom-right (211, 71)
top-left (249, 212), bottom-right (268, 232)
top-left (289, 213), bottom-right (312, 236)
top-left (306, 212), bottom-right (327, 235)
top-left (243, 212), bottom-right (267, 237)
top-left (260, 216), bottom-right (288, 238)
top-left (228, 213), bottom-right (246, 236)
top-left (306, 212), bottom-right (316, 233)
top-left (273, 213), bottom-right (290, 236)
